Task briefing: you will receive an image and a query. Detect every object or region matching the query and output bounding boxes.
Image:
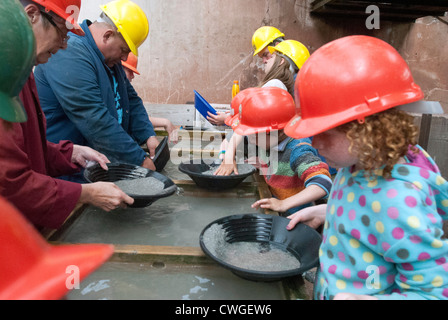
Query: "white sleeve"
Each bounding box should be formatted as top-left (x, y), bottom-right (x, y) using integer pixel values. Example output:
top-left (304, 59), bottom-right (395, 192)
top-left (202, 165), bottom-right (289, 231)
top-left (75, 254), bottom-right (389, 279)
top-left (262, 79), bottom-right (288, 91)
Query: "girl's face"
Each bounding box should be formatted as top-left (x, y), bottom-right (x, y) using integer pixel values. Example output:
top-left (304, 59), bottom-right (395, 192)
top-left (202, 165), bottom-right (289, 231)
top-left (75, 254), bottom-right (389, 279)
top-left (311, 128), bottom-right (359, 169)
top-left (264, 53), bottom-right (285, 75)
top-left (258, 47), bottom-right (274, 65)
top-left (264, 53), bottom-right (276, 74)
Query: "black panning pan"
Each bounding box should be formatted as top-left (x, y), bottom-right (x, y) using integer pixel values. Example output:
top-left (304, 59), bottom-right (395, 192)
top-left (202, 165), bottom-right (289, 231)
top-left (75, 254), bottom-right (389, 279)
top-left (153, 137), bottom-right (170, 172)
top-left (178, 159), bottom-right (256, 190)
top-left (199, 214), bottom-right (322, 282)
top-left (84, 163), bottom-right (177, 208)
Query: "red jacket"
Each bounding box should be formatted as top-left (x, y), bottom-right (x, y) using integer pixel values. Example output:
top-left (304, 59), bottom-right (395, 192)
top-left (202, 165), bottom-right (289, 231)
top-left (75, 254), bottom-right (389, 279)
top-left (0, 73), bottom-right (82, 230)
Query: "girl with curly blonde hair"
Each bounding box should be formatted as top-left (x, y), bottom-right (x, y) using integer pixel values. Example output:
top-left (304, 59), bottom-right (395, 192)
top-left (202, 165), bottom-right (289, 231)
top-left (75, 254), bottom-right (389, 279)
top-left (286, 36), bottom-right (448, 300)
top-left (336, 108), bottom-right (419, 180)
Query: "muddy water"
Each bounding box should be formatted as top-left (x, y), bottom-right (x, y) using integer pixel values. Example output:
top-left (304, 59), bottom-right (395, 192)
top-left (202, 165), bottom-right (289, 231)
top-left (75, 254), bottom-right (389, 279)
top-left (57, 193), bottom-right (258, 247)
top-left (58, 156), bottom-right (258, 246)
top-left (66, 261), bottom-right (286, 300)
top-left (61, 149), bottom-right (300, 300)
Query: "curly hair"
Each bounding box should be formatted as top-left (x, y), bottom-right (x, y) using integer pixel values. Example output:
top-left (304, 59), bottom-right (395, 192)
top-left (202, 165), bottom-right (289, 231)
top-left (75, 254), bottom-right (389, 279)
top-left (336, 108), bottom-right (419, 179)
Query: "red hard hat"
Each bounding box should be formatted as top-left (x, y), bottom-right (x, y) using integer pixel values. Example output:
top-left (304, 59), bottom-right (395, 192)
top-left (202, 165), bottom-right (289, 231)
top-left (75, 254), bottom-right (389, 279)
top-left (0, 197), bottom-right (114, 300)
top-left (285, 35), bottom-right (424, 139)
top-left (32, 0), bottom-right (85, 36)
top-left (121, 52), bottom-right (140, 75)
top-left (225, 89), bottom-right (253, 127)
top-left (229, 87), bottom-right (296, 135)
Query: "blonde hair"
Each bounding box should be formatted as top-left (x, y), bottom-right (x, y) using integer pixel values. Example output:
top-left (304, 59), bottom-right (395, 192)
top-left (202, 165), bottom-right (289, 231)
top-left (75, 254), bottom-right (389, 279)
top-left (337, 108), bottom-right (419, 179)
top-left (259, 55), bottom-right (295, 96)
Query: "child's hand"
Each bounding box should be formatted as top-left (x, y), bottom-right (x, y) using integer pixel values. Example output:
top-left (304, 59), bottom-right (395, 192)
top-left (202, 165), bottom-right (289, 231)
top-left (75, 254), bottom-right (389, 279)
top-left (286, 204), bottom-right (327, 230)
top-left (166, 123), bottom-right (179, 143)
top-left (252, 198), bottom-right (285, 212)
top-left (207, 112), bottom-right (230, 126)
top-left (214, 162), bottom-right (238, 176)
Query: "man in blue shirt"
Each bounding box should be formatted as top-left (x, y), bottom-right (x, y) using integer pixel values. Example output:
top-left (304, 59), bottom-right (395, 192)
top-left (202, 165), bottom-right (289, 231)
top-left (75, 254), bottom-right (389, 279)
top-left (35, 1), bottom-right (158, 181)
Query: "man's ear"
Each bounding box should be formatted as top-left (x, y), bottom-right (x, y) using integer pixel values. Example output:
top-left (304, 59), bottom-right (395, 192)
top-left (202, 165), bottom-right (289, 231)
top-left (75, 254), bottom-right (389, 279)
top-left (103, 29), bottom-right (115, 44)
top-left (23, 4), bottom-right (41, 25)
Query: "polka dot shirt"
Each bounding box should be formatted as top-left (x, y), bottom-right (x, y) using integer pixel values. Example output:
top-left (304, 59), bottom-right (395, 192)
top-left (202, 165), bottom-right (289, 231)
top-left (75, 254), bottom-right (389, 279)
top-left (314, 147), bottom-right (448, 300)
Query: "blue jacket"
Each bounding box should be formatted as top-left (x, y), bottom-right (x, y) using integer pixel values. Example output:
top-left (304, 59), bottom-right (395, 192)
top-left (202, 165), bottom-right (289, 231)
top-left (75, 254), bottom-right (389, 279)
top-left (35, 20), bottom-right (155, 166)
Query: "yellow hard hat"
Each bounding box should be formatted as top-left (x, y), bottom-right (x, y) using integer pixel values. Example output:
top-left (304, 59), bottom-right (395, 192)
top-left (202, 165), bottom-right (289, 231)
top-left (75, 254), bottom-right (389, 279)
top-left (100, 0), bottom-right (149, 56)
top-left (268, 39), bottom-right (310, 70)
top-left (252, 26), bottom-right (285, 57)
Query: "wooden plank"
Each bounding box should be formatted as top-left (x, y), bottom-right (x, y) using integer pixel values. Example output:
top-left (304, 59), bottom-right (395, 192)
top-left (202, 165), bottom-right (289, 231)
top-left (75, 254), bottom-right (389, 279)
top-left (253, 172), bottom-right (279, 216)
top-left (177, 182), bottom-right (260, 199)
top-left (113, 244), bottom-right (205, 257)
top-left (311, 0), bottom-right (448, 20)
top-left (348, 0), bottom-right (448, 6)
top-left (418, 114), bottom-right (432, 150)
top-left (171, 147), bottom-right (220, 157)
top-left (282, 275), bottom-right (312, 300)
top-left (43, 204), bottom-right (86, 240)
top-left (413, 113), bottom-right (448, 179)
top-left (426, 115), bottom-right (448, 179)
top-left (45, 155), bottom-right (304, 299)
top-left (311, 0), bottom-right (334, 11)
top-left (47, 242), bottom-right (205, 258)
top-left (144, 104), bottom-right (195, 126)
top-left (313, 0), bottom-right (448, 10)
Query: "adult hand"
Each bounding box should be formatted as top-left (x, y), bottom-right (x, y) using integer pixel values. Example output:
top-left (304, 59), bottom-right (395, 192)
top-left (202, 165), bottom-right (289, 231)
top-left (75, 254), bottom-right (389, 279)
top-left (72, 145), bottom-right (109, 170)
top-left (286, 204), bottom-right (327, 230)
top-left (80, 182), bottom-right (134, 211)
top-left (146, 136), bottom-right (159, 158)
top-left (142, 156), bottom-right (156, 171)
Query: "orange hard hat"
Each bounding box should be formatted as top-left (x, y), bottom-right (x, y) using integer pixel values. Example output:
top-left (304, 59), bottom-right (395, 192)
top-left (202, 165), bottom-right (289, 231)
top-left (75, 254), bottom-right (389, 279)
top-left (121, 52), bottom-right (140, 75)
top-left (32, 0), bottom-right (85, 36)
top-left (285, 35), bottom-right (424, 139)
top-left (0, 197), bottom-right (114, 300)
top-left (229, 87), bottom-right (295, 135)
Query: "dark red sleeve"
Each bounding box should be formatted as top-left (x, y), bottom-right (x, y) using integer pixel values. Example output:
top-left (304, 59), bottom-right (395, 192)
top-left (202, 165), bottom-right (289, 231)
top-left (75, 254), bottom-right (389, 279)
top-left (0, 121), bottom-right (82, 230)
top-left (45, 140), bottom-right (80, 177)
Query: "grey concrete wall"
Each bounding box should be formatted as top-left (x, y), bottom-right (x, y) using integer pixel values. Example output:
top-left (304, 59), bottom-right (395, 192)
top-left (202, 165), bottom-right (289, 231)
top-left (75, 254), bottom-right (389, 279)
top-left (78, 0), bottom-right (447, 111)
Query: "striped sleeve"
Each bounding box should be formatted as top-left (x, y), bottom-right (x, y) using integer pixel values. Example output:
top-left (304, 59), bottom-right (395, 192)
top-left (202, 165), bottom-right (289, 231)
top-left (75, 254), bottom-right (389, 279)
top-left (290, 141), bottom-right (333, 197)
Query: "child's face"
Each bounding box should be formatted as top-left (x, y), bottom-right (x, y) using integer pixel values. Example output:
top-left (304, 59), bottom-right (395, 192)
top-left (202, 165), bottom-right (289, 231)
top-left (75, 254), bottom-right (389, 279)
top-left (258, 47), bottom-right (274, 65)
top-left (264, 53), bottom-right (276, 74)
top-left (312, 128), bottom-right (359, 169)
